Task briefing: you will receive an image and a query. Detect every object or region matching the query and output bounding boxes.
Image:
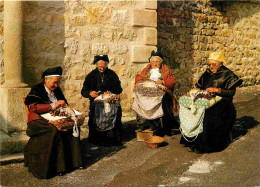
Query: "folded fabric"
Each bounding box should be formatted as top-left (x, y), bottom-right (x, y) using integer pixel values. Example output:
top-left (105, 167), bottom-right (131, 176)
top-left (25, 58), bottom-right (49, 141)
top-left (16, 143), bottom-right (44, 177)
top-left (94, 102), bottom-right (119, 131)
top-left (179, 105), bottom-right (205, 138)
top-left (132, 87), bottom-right (165, 120)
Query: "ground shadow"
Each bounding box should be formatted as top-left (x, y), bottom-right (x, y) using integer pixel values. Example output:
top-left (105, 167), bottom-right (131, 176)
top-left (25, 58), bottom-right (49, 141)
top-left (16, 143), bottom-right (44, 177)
top-left (80, 120), bottom-right (137, 168)
top-left (232, 116), bottom-right (259, 141)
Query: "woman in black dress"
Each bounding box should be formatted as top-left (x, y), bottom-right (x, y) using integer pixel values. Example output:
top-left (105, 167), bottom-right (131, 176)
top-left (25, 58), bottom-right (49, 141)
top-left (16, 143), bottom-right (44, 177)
top-left (24, 66), bottom-right (82, 179)
top-left (180, 51), bottom-right (243, 153)
top-left (81, 55), bottom-right (123, 146)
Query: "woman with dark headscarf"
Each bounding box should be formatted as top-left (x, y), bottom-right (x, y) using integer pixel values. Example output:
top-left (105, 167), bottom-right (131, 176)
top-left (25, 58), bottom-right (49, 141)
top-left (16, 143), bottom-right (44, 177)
top-left (24, 66), bottom-right (83, 179)
top-left (180, 51), bottom-right (243, 153)
top-left (81, 55), bottom-right (123, 146)
top-left (132, 51), bottom-right (179, 136)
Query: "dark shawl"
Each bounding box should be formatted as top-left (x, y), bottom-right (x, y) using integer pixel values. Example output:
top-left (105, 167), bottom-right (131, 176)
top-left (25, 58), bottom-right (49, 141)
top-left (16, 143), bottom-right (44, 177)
top-left (24, 83), bottom-right (82, 179)
top-left (81, 68), bottom-right (123, 146)
top-left (25, 83), bottom-right (68, 105)
top-left (81, 68), bottom-right (123, 102)
top-left (196, 66), bottom-right (242, 98)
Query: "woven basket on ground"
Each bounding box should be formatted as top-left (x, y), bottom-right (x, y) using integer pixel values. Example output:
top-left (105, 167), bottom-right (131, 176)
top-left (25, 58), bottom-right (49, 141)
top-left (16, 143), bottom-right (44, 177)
top-left (144, 136), bottom-right (164, 148)
top-left (135, 129), bottom-right (155, 142)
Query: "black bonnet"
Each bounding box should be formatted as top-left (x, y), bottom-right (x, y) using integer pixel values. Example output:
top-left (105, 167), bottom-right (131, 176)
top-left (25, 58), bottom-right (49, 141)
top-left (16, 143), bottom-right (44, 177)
top-left (148, 50), bottom-right (163, 62)
top-left (41, 66), bottom-right (62, 79)
top-left (93, 55), bottom-right (109, 64)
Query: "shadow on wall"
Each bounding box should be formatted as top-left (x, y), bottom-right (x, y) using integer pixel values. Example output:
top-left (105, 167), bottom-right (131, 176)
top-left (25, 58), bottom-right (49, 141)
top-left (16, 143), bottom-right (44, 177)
top-left (157, 1), bottom-right (196, 97)
top-left (22, 1), bottom-right (65, 87)
top-left (214, 1), bottom-right (260, 86)
top-left (211, 1), bottom-right (260, 28)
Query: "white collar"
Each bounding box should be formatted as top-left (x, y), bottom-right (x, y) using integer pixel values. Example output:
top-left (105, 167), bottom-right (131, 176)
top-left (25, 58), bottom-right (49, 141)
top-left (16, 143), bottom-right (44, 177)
top-left (44, 85), bottom-right (53, 95)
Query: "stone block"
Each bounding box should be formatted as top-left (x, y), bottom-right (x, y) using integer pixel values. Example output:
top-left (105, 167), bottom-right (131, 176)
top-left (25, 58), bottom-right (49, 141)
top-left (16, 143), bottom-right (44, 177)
top-left (144, 27), bottom-right (157, 45)
top-left (208, 16), bottom-right (217, 23)
top-left (86, 7), bottom-right (99, 24)
top-left (112, 10), bottom-right (129, 25)
top-left (185, 42), bottom-right (191, 51)
top-left (197, 14), bottom-right (208, 23)
top-left (0, 87), bottom-right (31, 132)
top-left (132, 10), bottom-right (157, 27)
top-left (0, 22), bottom-right (3, 36)
top-left (145, 0), bottom-right (157, 10)
top-left (222, 29), bottom-right (232, 37)
top-left (131, 45), bottom-right (157, 63)
top-left (175, 41), bottom-right (184, 50)
top-left (222, 17), bottom-right (229, 24)
top-left (73, 16), bottom-right (87, 26)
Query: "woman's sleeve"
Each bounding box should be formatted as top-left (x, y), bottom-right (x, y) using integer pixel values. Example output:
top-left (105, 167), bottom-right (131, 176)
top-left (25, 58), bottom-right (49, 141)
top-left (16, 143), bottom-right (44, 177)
top-left (28, 103), bottom-right (52, 114)
top-left (164, 70), bottom-right (176, 89)
top-left (195, 72), bottom-right (207, 89)
top-left (111, 72), bottom-right (123, 94)
top-left (218, 88), bottom-right (236, 98)
top-left (81, 74), bottom-right (92, 98)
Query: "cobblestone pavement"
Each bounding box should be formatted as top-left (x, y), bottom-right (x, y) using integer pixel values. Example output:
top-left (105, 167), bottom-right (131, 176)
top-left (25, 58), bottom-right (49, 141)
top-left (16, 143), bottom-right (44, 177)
top-left (1, 92), bottom-right (259, 186)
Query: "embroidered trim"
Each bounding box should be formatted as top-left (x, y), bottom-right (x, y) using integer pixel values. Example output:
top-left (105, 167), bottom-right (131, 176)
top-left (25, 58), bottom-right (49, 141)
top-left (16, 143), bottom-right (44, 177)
top-left (228, 78), bottom-right (242, 89)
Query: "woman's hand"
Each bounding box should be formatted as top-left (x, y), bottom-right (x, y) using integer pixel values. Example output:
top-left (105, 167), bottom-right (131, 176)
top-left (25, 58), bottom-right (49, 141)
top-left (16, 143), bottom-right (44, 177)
top-left (105, 91), bottom-right (111, 95)
top-left (156, 79), bottom-right (164, 85)
top-left (90, 91), bottom-right (98, 98)
top-left (55, 100), bottom-right (67, 108)
top-left (206, 87), bottom-right (219, 93)
top-left (135, 83), bottom-right (141, 88)
top-left (77, 114), bottom-right (85, 126)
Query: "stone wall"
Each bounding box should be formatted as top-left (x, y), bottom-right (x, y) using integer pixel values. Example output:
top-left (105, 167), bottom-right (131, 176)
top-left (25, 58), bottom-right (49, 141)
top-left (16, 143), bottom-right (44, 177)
top-left (158, 1), bottom-right (260, 96)
top-left (0, 1), bottom-right (3, 85)
top-left (21, 1), bottom-right (157, 115)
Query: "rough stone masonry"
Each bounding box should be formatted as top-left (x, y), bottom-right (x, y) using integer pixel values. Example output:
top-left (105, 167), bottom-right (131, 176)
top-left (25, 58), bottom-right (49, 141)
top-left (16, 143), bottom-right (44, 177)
top-left (0, 0), bottom-right (259, 131)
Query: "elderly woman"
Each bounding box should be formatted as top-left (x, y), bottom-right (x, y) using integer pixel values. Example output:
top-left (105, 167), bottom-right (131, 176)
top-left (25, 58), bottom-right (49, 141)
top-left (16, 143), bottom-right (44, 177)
top-left (81, 55), bottom-right (123, 146)
top-left (180, 51), bottom-right (243, 153)
top-left (24, 66), bottom-right (82, 179)
top-left (132, 51), bottom-right (179, 136)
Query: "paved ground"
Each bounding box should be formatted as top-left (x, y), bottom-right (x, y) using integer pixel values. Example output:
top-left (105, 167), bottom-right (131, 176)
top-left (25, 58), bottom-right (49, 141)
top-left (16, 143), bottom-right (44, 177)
top-left (1, 90), bottom-right (259, 186)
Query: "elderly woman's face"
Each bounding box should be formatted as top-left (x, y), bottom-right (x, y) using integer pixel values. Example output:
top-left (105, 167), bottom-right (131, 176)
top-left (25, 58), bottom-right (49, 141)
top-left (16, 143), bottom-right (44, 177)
top-left (208, 59), bottom-right (222, 73)
top-left (96, 61), bottom-right (107, 73)
top-left (150, 57), bottom-right (162, 69)
top-left (45, 76), bottom-right (61, 91)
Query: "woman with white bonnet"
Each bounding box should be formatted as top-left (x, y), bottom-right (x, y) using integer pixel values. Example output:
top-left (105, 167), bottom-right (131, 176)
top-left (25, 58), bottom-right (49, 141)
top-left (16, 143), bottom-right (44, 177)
top-left (24, 66), bottom-right (83, 178)
top-left (133, 50), bottom-right (179, 136)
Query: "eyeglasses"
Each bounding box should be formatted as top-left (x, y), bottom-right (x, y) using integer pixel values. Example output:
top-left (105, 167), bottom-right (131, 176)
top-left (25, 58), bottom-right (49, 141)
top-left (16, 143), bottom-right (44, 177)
top-left (52, 81), bottom-right (61, 85)
top-left (208, 63), bottom-right (218, 67)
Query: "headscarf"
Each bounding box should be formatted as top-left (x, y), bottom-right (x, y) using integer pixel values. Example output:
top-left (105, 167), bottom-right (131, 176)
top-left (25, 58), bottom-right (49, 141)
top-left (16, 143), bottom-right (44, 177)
top-left (208, 50), bottom-right (227, 64)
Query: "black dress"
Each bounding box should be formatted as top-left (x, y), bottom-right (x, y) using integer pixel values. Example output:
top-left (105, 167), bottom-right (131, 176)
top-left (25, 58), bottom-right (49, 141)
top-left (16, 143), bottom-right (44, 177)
top-left (24, 83), bottom-right (82, 179)
top-left (81, 68), bottom-right (123, 146)
top-left (180, 66), bottom-right (243, 153)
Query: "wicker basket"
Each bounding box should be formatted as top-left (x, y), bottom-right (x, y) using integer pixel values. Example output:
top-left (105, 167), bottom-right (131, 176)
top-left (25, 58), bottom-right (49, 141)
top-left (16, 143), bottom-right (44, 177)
top-left (135, 129), bottom-right (155, 142)
top-left (144, 136), bottom-right (164, 148)
top-left (50, 115), bottom-right (85, 131)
